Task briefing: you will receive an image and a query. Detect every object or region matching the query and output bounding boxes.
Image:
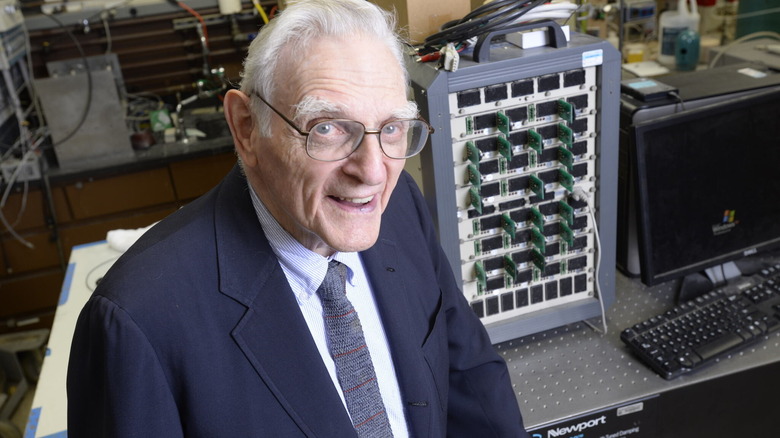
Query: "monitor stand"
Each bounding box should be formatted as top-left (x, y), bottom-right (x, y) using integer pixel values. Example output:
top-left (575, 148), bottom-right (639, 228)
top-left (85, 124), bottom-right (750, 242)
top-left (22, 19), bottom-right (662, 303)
top-left (677, 261), bottom-right (741, 304)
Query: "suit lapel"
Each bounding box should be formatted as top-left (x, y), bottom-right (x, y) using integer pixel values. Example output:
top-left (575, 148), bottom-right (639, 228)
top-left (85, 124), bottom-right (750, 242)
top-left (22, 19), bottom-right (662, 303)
top-left (211, 168), bottom-right (356, 437)
top-left (231, 268), bottom-right (357, 437)
top-left (362, 237), bottom-right (435, 438)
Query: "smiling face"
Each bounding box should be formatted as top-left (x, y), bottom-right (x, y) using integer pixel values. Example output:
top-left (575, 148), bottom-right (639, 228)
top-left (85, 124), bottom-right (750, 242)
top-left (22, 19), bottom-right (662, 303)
top-left (240, 35), bottom-right (409, 256)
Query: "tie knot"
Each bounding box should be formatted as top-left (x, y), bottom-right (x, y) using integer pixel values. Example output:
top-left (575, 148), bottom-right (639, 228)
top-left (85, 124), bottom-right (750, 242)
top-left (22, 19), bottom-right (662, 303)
top-left (328, 259), bottom-right (346, 275)
top-left (316, 260), bottom-right (348, 301)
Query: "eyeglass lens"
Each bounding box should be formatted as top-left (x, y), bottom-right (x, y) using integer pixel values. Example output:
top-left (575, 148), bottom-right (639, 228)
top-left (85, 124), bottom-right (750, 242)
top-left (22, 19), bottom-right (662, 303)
top-left (306, 119), bottom-right (429, 161)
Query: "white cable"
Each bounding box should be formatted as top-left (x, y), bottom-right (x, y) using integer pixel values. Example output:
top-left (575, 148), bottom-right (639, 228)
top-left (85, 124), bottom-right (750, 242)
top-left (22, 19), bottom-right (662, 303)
top-left (513, 1), bottom-right (579, 22)
top-left (0, 20), bottom-right (43, 249)
top-left (733, 6), bottom-right (780, 21)
top-left (572, 187), bottom-right (607, 335)
top-left (0, 131), bottom-right (45, 249)
top-left (587, 206), bottom-right (606, 334)
top-left (516, 11), bottom-right (575, 21)
top-left (10, 179), bottom-right (29, 229)
top-left (101, 11), bottom-right (113, 55)
top-left (0, 149), bottom-right (36, 249)
top-left (524, 2), bottom-right (579, 13)
top-left (708, 31), bottom-right (780, 69)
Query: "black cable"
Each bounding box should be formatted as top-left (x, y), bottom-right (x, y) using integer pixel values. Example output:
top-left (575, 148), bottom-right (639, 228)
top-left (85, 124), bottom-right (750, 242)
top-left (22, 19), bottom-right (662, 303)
top-left (476, 1), bottom-right (549, 35)
top-left (40, 159), bottom-right (67, 271)
top-left (567, 0), bottom-right (585, 29)
top-left (422, 0), bottom-right (519, 48)
top-left (81, 0), bottom-right (131, 24)
top-left (44, 14), bottom-right (93, 148)
top-left (86, 255), bottom-right (120, 292)
top-left (424, 0), bottom-right (547, 46)
top-left (425, 1), bottom-right (519, 45)
top-left (443, 1), bottom-right (546, 44)
top-left (458, 0), bottom-right (519, 25)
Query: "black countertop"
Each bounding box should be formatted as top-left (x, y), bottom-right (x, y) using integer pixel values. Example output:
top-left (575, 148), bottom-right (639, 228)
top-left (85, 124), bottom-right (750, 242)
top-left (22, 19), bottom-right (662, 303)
top-left (44, 135), bottom-right (235, 185)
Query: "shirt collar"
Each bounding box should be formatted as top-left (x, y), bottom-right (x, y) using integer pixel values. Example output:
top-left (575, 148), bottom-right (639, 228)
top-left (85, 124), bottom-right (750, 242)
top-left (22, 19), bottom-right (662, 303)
top-left (248, 187), bottom-right (358, 301)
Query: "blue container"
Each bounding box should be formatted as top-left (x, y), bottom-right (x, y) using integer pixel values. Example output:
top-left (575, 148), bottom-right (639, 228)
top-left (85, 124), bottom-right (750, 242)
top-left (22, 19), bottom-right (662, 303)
top-left (675, 29), bottom-right (700, 71)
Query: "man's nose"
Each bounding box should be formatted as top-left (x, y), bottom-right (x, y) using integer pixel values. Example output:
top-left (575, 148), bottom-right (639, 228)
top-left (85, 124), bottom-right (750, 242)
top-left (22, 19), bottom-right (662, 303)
top-left (343, 133), bottom-right (388, 184)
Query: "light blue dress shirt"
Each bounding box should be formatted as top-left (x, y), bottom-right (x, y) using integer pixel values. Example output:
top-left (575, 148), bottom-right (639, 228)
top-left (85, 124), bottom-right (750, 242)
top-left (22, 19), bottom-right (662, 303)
top-left (249, 188), bottom-right (409, 437)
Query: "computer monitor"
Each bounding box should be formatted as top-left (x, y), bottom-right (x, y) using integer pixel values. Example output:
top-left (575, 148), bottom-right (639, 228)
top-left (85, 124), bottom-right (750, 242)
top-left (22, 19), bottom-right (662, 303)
top-left (631, 88), bottom-right (780, 288)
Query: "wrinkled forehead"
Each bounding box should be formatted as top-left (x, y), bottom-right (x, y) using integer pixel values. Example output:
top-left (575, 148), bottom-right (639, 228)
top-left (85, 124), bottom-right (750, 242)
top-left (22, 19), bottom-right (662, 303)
top-left (272, 34), bottom-right (408, 105)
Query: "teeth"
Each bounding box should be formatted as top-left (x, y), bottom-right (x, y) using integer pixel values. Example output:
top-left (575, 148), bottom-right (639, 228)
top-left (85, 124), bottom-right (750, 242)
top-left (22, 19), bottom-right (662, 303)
top-left (337, 195), bottom-right (373, 204)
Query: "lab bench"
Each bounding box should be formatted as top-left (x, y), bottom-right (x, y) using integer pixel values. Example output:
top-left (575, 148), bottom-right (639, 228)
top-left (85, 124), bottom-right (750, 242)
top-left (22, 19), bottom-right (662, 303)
top-left (505, 268), bottom-right (780, 437)
top-left (0, 137), bottom-right (236, 336)
top-left (24, 243), bottom-right (780, 437)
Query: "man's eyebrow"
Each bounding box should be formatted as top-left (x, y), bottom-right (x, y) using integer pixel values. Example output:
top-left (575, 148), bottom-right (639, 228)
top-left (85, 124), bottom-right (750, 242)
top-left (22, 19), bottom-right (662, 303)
top-left (392, 101), bottom-right (419, 119)
top-left (293, 96), bottom-right (343, 122)
top-left (293, 97), bottom-right (420, 123)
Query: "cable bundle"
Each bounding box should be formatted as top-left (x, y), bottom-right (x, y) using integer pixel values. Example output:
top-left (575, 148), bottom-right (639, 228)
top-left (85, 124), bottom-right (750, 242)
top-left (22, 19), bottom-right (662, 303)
top-left (416, 0), bottom-right (581, 70)
top-left (424, 0), bottom-right (559, 48)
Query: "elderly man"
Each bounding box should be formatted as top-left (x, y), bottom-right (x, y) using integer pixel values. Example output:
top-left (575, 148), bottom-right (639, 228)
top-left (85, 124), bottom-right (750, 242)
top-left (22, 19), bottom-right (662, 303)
top-left (67, 0), bottom-right (530, 436)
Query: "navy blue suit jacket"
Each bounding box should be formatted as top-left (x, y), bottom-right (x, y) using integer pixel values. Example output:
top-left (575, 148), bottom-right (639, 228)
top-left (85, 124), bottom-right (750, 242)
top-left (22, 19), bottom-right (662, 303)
top-left (67, 166), bottom-right (529, 437)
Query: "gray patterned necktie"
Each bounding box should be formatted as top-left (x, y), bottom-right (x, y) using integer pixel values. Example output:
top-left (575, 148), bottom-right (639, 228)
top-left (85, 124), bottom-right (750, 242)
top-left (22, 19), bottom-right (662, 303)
top-left (316, 260), bottom-right (393, 437)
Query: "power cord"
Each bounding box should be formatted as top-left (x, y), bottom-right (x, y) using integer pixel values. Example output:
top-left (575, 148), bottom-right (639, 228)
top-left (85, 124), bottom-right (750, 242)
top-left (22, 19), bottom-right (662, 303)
top-left (0, 19), bottom-right (52, 249)
top-left (173, 1), bottom-right (210, 49)
top-left (0, 148), bottom-right (41, 249)
top-left (101, 10), bottom-right (113, 55)
top-left (43, 13), bottom-right (93, 148)
top-left (251, 0), bottom-right (270, 24)
top-left (423, 0), bottom-right (548, 48)
top-left (668, 91), bottom-right (686, 112)
top-left (571, 186), bottom-right (607, 335)
top-left (708, 31), bottom-right (780, 69)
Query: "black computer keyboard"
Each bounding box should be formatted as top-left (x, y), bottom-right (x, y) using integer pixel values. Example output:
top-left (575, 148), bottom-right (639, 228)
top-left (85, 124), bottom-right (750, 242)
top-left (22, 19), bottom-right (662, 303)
top-left (621, 264), bottom-right (780, 379)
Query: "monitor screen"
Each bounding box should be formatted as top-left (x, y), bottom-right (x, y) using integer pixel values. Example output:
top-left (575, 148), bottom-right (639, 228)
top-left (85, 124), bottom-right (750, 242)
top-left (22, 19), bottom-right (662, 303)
top-left (632, 89), bottom-right (780, 286)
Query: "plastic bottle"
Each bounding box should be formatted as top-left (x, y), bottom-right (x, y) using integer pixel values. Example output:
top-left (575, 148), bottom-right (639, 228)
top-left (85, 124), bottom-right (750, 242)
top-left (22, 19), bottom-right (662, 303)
top-left (658, 0), bottom-right (700, 66)
top-left (697, 0), bottom-right (722, 36)
top-left (722, 0), bottom-right (738, 43)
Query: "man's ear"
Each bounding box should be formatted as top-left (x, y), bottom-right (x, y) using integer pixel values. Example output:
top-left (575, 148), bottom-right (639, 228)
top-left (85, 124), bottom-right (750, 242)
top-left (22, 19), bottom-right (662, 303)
top-left (224, 89), bottom-right (258, 167)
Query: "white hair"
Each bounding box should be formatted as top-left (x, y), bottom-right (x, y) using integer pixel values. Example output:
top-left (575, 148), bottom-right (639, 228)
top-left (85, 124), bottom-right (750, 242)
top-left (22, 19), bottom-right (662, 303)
top-left (240, 0), bottom-right (410, 136)
top-left (292, 96), bottom-right (343, 124)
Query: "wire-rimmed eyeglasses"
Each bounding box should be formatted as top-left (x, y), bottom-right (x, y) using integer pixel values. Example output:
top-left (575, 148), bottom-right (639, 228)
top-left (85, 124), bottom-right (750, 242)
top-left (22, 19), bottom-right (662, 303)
top-left (254, 93), bottom-right (433, 162)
